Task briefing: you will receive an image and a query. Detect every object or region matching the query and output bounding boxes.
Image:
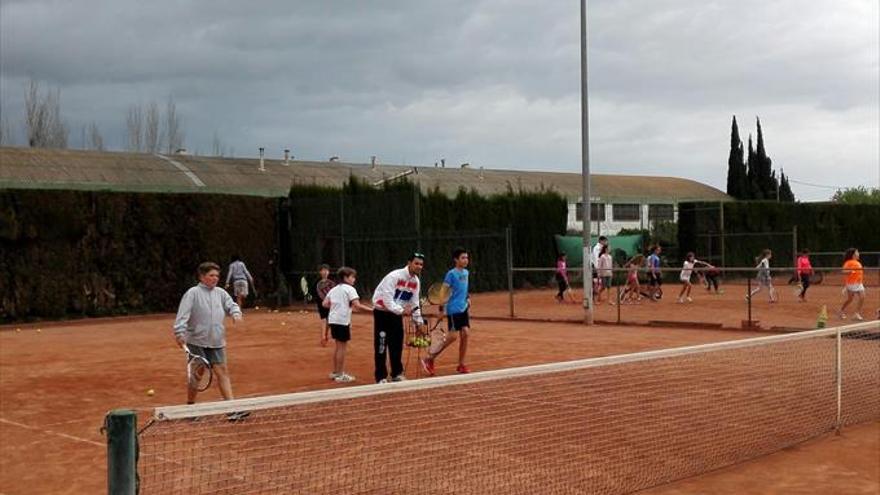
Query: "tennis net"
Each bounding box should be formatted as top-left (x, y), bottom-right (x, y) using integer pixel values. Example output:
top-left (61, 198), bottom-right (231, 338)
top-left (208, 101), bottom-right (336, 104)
top-left (136, 321), bottom-right (879, 494)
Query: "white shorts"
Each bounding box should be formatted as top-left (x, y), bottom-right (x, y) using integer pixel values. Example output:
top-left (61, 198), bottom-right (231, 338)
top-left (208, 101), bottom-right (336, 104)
top-left (233, 280), bottom-right (249, 297)
top-left (845, 283), bottom-right (865, 293)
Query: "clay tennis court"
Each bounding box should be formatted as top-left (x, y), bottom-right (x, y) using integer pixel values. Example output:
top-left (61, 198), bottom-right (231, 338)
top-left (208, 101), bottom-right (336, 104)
top-left (1, 291), bottom-right (877, 494)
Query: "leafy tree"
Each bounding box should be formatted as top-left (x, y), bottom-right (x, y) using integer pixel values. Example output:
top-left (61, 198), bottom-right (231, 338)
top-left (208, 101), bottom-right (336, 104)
top-left (832, 186), bottom-right (880, 204)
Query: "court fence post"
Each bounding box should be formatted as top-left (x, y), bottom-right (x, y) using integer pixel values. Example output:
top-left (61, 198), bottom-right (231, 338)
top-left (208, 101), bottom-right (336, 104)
top-left (616, 283), bottom-right (621, 324)
top-left (105, 409), bottom-right (137, 495)
top-left (747, 277), bottom-right (752, 325)
top-left (506, 227), bottom-right (514, 318)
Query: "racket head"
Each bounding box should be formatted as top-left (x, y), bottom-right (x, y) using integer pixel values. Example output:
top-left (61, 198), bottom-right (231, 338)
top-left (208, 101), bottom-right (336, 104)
top-left (316, 279), bottom-right (336, 300)
top-left (427, 282), bottom-right (451, 305)
top-left (186, 352), bottom-right (213, 392)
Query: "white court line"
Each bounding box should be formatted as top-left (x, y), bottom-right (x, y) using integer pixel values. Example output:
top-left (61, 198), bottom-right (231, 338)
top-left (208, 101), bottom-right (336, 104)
top-left (0, 417), bottom-right (103, 447)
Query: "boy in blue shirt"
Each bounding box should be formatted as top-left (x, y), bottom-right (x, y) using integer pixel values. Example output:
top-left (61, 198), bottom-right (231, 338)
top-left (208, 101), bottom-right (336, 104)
top-left (421, 247), bottom-right (471, 376)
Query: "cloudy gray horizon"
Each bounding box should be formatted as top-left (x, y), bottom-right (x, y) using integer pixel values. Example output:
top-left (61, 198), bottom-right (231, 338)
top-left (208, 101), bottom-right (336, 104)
top-left (2, 0), bottom-right (878, 201)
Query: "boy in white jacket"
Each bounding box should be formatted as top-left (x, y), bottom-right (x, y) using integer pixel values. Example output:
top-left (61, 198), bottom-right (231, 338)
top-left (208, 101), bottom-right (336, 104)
top-left (371, 253), bottom-right (425, 383)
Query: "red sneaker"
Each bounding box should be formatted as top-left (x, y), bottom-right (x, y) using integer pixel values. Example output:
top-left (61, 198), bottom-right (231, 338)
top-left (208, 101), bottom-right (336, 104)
top-left (456, 364), bottom-right (471, 374)
top-left (420, 357), bottom-right (436, 376)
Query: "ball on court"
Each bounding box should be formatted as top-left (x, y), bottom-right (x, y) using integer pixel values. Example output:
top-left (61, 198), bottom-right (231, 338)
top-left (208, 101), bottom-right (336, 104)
top-left (255, 306), bottom-right (260, 310)
top-left (36, 328), bottom-right (42, 333)
top-left (281, 321), bottom-right (287, 326)
top-left (15, 328), bottom-right (21, 333)
top-left (146, 389), bottom-right (155, 396)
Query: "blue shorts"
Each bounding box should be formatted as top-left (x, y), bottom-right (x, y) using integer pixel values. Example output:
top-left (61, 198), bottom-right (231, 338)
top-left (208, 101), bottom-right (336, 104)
top-left (186, 344), bottom-right (226, 365)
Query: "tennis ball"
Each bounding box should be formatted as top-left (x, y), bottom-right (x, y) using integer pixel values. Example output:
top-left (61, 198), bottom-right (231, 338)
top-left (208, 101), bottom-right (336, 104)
top-left (146, 389), bottom-right (155, 396)
top-left (281, 321), bottom-right (287, 326)
top-left (15, 328), bottom-right (21, 333)
top-left (255, 306), bottom-right (261, 310)
top-left (36, 328), bottom-right (42, 333)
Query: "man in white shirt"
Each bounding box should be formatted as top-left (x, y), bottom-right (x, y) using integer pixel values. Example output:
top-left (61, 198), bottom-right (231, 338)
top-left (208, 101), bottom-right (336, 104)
top-left (371, 253), bottom-right (425, 383)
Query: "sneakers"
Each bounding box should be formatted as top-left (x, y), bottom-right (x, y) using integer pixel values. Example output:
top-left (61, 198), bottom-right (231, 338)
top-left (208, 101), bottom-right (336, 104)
top-left (686, 297), bottom-right (693, 303)
top-left (456, 364), bottom-right (471, 374)
top-left (420, 357), bottom-right (436, 376)
top-left (853, 313), bottom-right (864, 321)
top-left (676, 298), bottom-right (684, 304)
top-left (226, 411), bottom-right (251, 422)
top-left (377, 378), bottom-right (388, 384)
top-left (839, 312), bottom-right (847, 320)
top-left (391, 375), bottom-right (407, 382)
top-left (328, 372), bottom-right (340, 380)
top-left (334, 373), bottom-right (356, 383)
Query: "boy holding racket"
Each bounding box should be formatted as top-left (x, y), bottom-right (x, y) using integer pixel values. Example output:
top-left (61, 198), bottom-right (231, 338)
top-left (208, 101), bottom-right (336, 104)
top-left (323, 267), bottom-right (372, 383)
top-left (372, 253), bottom-right (425, 383)
top-left (174, 262), bottom-right (247, 418)
top-left (421, 247), bottom-right (471, 376)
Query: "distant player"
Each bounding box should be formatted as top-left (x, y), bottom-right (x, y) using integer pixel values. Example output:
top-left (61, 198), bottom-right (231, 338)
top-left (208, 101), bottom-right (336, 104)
top-left (323, 267), bottom-right (372, 383)
top-left (555, 253), bottom-right (576, 303)
top-left (596, 244), bottom-right (614, 305)
top-left (677, 252), bottom-right (704, 303)
top-left (174, 262), bottom-right (247, 419)
top-left (372, 253), bottom-right (424, 383)
top-left (700, 262), bottom-right (722, 294)
top-left (646, 245), bottom-right (663, 299)
top-left (421, 247), bottom-right (471, 376)
top-left (748, 249), bottom-right (778, 302)
top-left (839, 248), bottom-right (865, 321)
top-left (620, 254), bottom-right (644, 304)
top-left (315, 264), bottom-right (335, 346)
top-left (795, 249), bottom-right (814, 302)
top-left (225, 255), bottom-right (255, 310)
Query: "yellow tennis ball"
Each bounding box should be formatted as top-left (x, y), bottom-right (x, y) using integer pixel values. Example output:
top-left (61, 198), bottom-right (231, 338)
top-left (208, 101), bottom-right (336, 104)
top-left (36, 329), bottom-right (42, 333)
top-left (146, 389), bottom-right (155, 396)
top-left (255, 306), bottom-right (260, 310)
top-left (281, 321), bottom-right (287, 326)
top-left (15, 328), bottom-right (21, 333)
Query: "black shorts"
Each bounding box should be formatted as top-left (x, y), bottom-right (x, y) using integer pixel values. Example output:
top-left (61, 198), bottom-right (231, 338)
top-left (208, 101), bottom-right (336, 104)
top-left (447, 311), bottom-right (470, 332)
top-left (330, 324), bottom-right (351, 342)
top-left (317, 300), bottom-right (329, 319)
top-left (648, 273), bottom-right (662, 286)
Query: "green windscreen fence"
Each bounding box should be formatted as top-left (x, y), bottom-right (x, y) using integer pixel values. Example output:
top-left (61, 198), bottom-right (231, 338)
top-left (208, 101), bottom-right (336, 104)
top-left (554, 234), bottom-right (644, 267)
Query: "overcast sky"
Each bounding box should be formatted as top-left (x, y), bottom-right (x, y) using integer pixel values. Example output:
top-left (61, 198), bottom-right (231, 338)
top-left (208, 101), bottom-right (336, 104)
top-left (2, 0), bottom-right (878, 200)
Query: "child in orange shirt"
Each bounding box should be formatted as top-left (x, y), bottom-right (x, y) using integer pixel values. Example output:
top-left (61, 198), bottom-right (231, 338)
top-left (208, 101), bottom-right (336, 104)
top-left (839, 248), bottom-right (865, 321)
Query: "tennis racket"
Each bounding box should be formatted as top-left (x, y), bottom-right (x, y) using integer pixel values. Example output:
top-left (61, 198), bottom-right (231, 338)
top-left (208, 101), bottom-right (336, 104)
top-left (316, 279), bottom-right (336, 300)
top-left (300, 276), bottom-right (312, 302)
top-left (426, 282), bottom-right (451, 306)
top-left (183, 345), bottom-right (213, 392)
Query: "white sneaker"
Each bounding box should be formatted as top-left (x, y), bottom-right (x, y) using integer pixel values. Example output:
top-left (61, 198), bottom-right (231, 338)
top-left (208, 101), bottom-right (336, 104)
top-left (329, 372), bottom-right (340, 380)
top-left (686, 297), bottom-right (693, 303)
top-left (676, 298), bottom-right (684, 304)
top-left (853, 313), bottom-right (864, 321)
top-left (334, 373), bottom-right (356, 383)
top-left (839, 312), bottom-right (847, 320)
top-left (378, 378), bottom-right (388, 384)
top-left (391, 375), bottom-right (407, 382)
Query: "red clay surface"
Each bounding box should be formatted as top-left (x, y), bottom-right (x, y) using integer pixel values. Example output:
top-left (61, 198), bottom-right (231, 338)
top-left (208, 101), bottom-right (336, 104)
top-left (1, 291), bottom-right (877, 494)
top-left (485, 278), bottom-right (879, 331)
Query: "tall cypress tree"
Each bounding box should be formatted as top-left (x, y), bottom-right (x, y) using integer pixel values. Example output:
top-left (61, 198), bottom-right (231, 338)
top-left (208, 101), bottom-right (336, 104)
top-left (755, 118), bottom-right (778, 199)
top-left (746, 134), bottom-right (760, 199)
top-left (725, 116), bottom-right (747, 199)
top-left (779, 169), bottom-right (795, 202)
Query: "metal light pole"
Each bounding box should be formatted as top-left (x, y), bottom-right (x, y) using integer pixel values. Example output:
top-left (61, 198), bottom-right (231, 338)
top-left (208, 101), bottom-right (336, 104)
top-left (580, 0), bottom-right (594, 325)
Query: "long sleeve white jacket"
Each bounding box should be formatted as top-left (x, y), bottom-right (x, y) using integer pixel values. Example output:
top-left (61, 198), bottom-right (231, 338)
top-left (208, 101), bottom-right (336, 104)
top-left (371, 267), bottom-right (423, 323)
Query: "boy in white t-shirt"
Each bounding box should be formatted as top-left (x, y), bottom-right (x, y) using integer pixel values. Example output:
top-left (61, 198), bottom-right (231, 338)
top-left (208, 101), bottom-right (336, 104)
top-left (323, 267), bottom-right (372, 383)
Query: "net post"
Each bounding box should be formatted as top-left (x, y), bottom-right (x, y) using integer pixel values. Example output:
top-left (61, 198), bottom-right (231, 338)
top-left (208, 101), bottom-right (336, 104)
top-left (835, 329), bottom-right (842, 434)
top-left (506, 227), bottom-right (514, 318)
top-left (105, 409), bottom-right (137, 495)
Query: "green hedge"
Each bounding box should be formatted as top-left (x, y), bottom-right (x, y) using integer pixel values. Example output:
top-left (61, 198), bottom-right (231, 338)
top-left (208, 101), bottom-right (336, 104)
top-left (678, 201), bottom-right (880, 268)
top-left (0, 190), bottom-right (278, 322)
top-left (286, 179), bottom-right (568, 294)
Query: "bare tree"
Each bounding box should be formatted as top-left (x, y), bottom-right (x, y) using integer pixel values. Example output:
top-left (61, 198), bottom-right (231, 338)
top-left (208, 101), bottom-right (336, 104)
top-left (144, 101), bottom-right (163, 153)
top-left (126, 104), bottom-right (144, 152)
top-left (86, 122), bottom-right (104, 151)
top-left (165, 95), bottom-right (184, 153)
top-left (24, 79), bottom-right (68, 148)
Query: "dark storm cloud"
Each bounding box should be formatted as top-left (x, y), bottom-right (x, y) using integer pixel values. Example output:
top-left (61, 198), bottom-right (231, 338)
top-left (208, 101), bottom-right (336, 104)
top-left (1, 0), bottom-right (877, 200)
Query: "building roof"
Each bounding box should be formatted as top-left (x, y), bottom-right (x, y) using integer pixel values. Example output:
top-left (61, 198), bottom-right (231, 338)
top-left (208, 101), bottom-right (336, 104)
top-left (0, 147), bottom-right (730, 202)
